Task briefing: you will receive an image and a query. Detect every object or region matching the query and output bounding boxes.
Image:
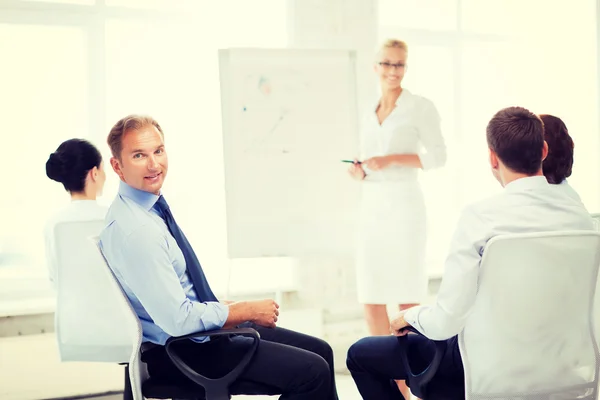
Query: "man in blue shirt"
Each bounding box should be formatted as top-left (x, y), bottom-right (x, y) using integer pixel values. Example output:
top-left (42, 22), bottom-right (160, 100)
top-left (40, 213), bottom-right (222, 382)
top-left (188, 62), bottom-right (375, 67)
top-left (100, 115), bottom-right (337, 400)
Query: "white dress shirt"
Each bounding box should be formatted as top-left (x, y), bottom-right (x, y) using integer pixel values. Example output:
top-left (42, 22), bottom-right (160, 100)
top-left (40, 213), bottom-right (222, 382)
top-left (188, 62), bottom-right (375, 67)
top-left (44, 200), bottom-right (107, 288)
top-left (557, 178), bottom-right (582, 203)
top-left (404, 176), bottom-right (594, 340)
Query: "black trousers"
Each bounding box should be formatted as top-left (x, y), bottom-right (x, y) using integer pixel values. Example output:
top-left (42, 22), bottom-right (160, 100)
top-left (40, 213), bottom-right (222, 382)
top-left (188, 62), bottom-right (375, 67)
top-left (346, 334), bottom-right (464, 400)
top-left (142, 322), bottom-right (338, 400)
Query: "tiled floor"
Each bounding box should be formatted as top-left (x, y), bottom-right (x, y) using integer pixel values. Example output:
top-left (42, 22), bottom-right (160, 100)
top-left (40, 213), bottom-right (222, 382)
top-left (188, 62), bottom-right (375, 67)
top-left (91, 374), bottom-right (362, 399)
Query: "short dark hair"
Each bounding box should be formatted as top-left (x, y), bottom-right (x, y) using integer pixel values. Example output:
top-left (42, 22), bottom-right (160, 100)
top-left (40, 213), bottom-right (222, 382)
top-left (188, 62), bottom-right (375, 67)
top-left (540, 114), bottom-right (574, 184)
top-left (486, 106), bottom-right (545, 175)
top-left (107, 115), bottom-right (163, 160)
top-left (46, 139), bottom-right (102, 193)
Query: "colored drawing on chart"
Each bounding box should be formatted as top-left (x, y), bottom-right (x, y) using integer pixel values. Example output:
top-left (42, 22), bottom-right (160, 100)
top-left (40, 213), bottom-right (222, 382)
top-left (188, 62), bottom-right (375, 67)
top-left (238, 71), bottom-right (310, 154)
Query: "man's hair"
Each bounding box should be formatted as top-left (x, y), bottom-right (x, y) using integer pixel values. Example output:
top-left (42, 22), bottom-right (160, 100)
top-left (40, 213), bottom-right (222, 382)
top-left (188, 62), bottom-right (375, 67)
top-left (540, 114), bottom-right (574, 184)
top-left (107, 115), bottom-right (164, 159)
top-left (486, 106), bottom-right (545, 175)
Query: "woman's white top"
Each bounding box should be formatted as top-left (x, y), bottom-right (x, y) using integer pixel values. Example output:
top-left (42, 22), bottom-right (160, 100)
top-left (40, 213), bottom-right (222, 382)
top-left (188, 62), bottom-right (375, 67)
top-left (44, 200), bottom-right (107, 288)
top-left (355, 89), bottom-right (446, 304)
top-left (360, 88), bottom-right (446, 182)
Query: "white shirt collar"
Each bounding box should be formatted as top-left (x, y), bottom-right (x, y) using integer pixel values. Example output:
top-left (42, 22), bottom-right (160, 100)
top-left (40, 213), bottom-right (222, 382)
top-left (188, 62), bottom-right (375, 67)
top-left (504, 175), bottom-right (549, 192)
top-left (372, 88), bottom-right (411, 111)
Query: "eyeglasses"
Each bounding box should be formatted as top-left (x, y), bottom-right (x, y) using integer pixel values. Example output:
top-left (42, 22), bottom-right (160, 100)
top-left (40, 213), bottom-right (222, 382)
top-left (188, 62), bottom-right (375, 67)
top-left (378, 62), bottom-right (405, 70)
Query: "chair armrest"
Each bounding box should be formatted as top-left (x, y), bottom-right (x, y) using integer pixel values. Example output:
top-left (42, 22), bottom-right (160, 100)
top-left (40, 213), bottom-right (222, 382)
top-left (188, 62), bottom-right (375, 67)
top-left (167, 327), bottom-right (260, 343)
top-left (398, 326), bottom-right (448, 399)
top-left (164, 328), bottom-right (260, 391)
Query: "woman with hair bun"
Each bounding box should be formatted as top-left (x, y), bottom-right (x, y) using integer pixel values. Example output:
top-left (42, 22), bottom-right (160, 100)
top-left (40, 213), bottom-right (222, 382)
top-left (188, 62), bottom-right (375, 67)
top-left (44, 138), bottom-right (107, 287)
top-left (539, 114), bottom-right (582, 202)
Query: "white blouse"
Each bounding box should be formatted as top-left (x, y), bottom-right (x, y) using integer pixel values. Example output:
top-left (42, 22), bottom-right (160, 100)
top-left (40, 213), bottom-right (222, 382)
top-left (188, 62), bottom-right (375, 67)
top-left (44, 200), bottom-right (107, 288)
top-left (360, 89), bottom-right (446, 182)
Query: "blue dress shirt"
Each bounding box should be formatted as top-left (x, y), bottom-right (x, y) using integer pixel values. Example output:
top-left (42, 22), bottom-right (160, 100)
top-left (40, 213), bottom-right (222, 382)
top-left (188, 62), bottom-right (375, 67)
top-left (99, 181), bottom-right (229, 345)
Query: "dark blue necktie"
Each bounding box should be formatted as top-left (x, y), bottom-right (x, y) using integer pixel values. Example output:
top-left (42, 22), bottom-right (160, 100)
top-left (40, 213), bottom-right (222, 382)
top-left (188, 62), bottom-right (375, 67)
top-left (155, 195), bottom-right (218, 302)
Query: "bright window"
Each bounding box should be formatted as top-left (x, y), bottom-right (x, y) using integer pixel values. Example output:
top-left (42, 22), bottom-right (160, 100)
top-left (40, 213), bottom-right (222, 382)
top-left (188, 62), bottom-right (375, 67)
top-left (378, 0), bottom-right (458, 32)
top-left (379, 0), bottom-right (599, 275)
top-left (0, 24), bottom-right (88, 271)
top-left (0, 1), bottom-right (288, 293)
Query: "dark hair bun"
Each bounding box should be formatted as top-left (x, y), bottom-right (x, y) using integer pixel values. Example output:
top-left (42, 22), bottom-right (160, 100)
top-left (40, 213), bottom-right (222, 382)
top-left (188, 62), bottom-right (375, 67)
top-left (46, 151), bottom-right (77, 183)
top-left (46, 138), bottom-right (103, 193)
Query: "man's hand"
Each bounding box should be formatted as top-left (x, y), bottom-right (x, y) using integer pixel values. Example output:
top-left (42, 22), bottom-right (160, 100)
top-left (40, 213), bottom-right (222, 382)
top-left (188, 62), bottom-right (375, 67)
top-left (390, 311), bottom-right (412, 336)
top-left (364, 155), bottom-right (393, 171)
top-left (249, 299), bottom-right (280, 328)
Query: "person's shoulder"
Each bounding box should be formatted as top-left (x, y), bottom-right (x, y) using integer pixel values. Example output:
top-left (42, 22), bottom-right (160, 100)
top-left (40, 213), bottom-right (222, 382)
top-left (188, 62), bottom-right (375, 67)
top-left (456, 190), bottom-right (526, 233)
top-left (102, 195), bottom-right (161, 242)
top-left (549, 185), bottom-right (594, 222)
top-left (452, 199), bottom-right (494, 236)
top-left (404, 89), bottom-right (434, 106)
top-left (546, 186), bottom-right (595, 229)
top-left (46, 203), bottom-right (77, 224)
top-left (465, 182), bottom-right (594, 229)
top-left (468, 182), bottom-right (570, 213)
top-left (556, 180), bottom-right (583, 203)
top-left (542, 181), bottom-right (587, 208)
top-left (45, 201), bottom-right (106, 230)
top-left (462, 191), bottom-right (506, 217)
top-left (404, 90), bottom-right (439, 118)
top-left (85, 201), bottom-right (108, 220)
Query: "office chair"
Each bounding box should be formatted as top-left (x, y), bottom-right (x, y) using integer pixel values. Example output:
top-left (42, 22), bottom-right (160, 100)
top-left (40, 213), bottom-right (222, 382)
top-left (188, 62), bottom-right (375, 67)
top-left (400, 231), bottom-right (600, 400)
top-left (53, 220), bottom-right (260, 400)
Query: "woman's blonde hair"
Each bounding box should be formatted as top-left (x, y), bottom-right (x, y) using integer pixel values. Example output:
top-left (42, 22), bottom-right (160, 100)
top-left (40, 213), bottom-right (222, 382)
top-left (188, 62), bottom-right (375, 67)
top-left (381, 39), bottom-right (408, 52)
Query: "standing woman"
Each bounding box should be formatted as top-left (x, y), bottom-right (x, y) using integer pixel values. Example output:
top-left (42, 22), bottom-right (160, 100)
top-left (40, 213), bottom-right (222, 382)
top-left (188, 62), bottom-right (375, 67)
top-left (348, 38), bottom-right (446, 397)
top-left (44, 139), bottom-right (108, 288)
